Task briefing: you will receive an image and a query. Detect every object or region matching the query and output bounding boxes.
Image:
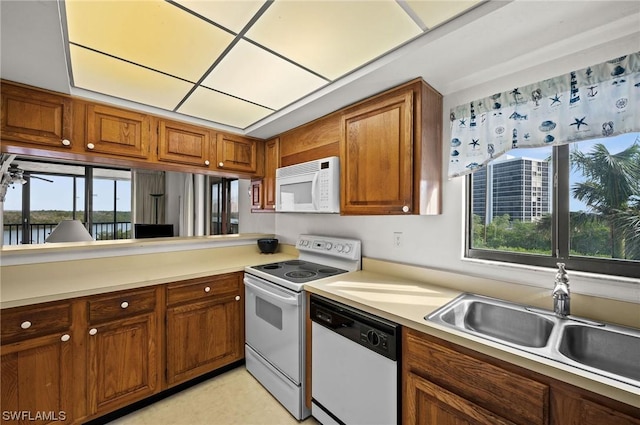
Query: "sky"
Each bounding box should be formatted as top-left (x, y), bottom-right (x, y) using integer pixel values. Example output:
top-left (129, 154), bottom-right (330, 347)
top-left (3, 177), bottom-right (131, 212)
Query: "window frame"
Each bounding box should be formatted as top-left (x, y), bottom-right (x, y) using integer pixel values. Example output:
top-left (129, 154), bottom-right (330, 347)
top-left (466, 144), bottom-right (640, 279)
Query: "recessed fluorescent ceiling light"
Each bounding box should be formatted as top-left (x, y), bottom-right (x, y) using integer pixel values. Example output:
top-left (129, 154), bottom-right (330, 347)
top-left (64, 0), bottom-right (482, 131)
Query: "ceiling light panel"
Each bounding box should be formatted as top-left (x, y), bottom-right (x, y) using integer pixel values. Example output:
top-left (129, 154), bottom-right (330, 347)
top-left (201, 40), bottom-right (328, 110)
top-left (70, 45), bottom-right (193, 111)
top-left (65, 0), bottom-right (234, 82)
top-left (178, 87), bottom-right (273, 129)
top-left (245, 1), bottom-right (422, 80)
top-left (406, 1), bottom-right (483, 29)
top-left (174, 0), bottom-right (267, 33)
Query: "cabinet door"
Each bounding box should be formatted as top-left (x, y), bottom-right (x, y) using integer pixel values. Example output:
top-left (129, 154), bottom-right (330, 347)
top-left (341, 91), bottom-right (413, 215)
top-left (406, 372), bottom-right (516, 425)
top-left (166, 293), bottom-right (243, 386)
top-left (263, 137), bottom-right (279, 210)
top-left (85, 104), bottom-right (150, 159)
top-left (1, 333), bottom-right (74, 425)
top-left (157, 119), bottom-right (212, 167)
top-left (1, 83), bottom-right (73, 149)
top-left (216, 133), bottom-right (257, 173)
top-left (551, 389), bottom-right (640, 425)
top-left (87, 313), bottom-right (158, 415)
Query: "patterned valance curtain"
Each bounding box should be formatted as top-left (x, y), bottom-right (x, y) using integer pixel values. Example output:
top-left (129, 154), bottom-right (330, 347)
top-left (448, 52), bottom-right (640, 178)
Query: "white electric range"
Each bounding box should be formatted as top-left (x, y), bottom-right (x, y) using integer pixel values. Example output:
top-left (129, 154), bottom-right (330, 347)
top-left (243, 234), bottom-right (361, 420)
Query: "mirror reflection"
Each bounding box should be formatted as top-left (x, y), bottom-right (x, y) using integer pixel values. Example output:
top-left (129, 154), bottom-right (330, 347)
top-left (0, 155), bottom-right (239, 246)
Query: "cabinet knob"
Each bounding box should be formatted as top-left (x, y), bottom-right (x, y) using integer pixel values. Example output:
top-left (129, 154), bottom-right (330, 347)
top-left (120, 301), bottom-right (129, 309)
top-left (21, 321), bottom-right (32, 329)
top-left (89, 328), bottom-right (98, 336)
top-left (61, 139), bottom-right (71, 146)
top-left (402, 205), bottom-right (410, 213)
top-left (87, 143), bottom-right (95, 150)
top-left (218, 162), bottom-right (224, 167)
top-left (61, 334), bottom-right (71, 342)
top-left (204, 286), bottom-right (211, 293)
top-left (235, 295), bottom-right (240, 301)
top-left (204, 160), bottom-right (210, 166)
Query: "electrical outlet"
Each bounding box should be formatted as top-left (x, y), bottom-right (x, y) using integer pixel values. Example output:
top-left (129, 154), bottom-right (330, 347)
top-left (393, 232), bottom-right (402, 248)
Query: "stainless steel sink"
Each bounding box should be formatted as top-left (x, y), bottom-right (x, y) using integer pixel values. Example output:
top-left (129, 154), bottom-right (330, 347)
top-left (558, 324), bottom-right (640, 382)
top-left (427, 293), bottom-right (640, 388)
top-left (439, 298), bottom-right (554, 348)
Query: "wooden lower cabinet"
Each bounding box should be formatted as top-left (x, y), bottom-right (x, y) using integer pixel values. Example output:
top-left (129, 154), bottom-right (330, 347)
top-left (1, 333), bottom-right (74, 425)
top-left (87, 312), bottom-right (159, 415)
top-left (166, 273), bottom-right (244, 386)
top-left (404, 327), bottom-right (640, 425)
top-left (406, 372), bottom-right (516, 425)
top-left (0, 300), bottom-right (74, 424)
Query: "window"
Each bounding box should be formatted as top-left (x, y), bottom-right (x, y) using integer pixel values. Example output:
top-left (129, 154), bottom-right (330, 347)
top-left (210, 177), bottom-right (238, 235)
top-left (2, 159), bottom-right (131, 245)
top-left (468, 133), bottom-right (640, 278)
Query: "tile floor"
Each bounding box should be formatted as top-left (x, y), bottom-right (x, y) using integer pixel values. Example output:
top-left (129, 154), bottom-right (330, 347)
top-left (108, 367), bottom-right (320, 425)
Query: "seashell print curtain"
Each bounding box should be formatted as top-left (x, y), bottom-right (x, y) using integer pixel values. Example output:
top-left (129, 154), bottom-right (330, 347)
top-left (447, 52), bottom-right (640, 178)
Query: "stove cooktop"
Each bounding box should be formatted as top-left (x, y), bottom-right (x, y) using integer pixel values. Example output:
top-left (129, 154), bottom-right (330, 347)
top-left (250, 260), bottom-right (349, 284)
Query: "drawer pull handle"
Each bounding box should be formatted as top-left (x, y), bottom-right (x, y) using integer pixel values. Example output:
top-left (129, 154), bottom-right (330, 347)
top-left (61, 139), bottom-right (71, 146)
top-left (204, 286), bottom-right (211, 293)
top-left (21, 321), bottom-right (32, 329)
top-left (89, 328), bottom-right (98, 336)
top-left (87, 143), bottom-right (95, 150)
top-left (121, 301), bottom-right (129, 309)
top-left (235, 295), bottom-right (240, 301)
top-left (61, 334), bottom-right (70, 342)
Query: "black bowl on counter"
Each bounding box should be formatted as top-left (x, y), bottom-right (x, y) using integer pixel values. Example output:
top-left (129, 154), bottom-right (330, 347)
top-left (257, 238), bottom-right (279, 254)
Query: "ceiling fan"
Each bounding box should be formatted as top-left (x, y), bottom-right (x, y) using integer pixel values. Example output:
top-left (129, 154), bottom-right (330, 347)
top-left (1, 154), bottom-right (53, 202)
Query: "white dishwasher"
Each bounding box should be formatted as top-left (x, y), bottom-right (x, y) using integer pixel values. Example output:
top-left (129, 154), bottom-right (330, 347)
top-left (310, 295), bottom-right (400, 425)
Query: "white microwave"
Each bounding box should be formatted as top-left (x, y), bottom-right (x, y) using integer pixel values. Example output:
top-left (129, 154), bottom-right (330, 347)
top-left (275, 156), bottom-right (340, 213)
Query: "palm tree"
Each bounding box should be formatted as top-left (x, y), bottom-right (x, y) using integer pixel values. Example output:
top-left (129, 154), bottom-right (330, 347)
top-left (570, 140), bottom-right (640, 258)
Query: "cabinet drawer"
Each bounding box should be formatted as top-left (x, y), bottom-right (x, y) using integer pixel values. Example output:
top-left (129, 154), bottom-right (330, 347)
top-left (1, 302), bottom-right (71, 344)
top-left (404, 328), bottom-right (549, 425)
top-left (88, 288), bottom-right (156, 325)
top-left (167, 274), bottom-right (240, 306)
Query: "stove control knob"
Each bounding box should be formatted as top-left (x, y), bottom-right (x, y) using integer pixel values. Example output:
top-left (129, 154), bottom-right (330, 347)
top-left (326, 242), bottom-right (333, 250)
top-left (343, 244), bottom-right (352, 254)
top-left (336, 243), bottom-right (344, 252)
top-left (367, 330), bottom-right (380, 346)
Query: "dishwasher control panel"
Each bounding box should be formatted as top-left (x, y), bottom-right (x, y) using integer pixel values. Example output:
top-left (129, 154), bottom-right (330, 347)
top-left (310, 294), bottom-right (399, 360)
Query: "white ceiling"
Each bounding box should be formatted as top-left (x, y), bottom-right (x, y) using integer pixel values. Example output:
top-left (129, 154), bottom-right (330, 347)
top-left (1, 1), bottom-right (639, 140)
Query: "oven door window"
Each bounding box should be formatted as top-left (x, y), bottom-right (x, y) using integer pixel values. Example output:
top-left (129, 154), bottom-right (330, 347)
top-left (244, 275), bottom-right (303, 384)
top-left (256, 296), bottom-right (283, 330)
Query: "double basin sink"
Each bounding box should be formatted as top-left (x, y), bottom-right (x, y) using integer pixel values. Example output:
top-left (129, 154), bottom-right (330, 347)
top-left (427, 293), bottom-right (640, 388)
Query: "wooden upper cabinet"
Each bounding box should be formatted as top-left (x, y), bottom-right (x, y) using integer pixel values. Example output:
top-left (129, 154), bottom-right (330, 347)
top-left (341, 90), bottom-right (414, 215)
top-left (264, 137), bottom-right (279, 210)
top-left (157, 119), bottom-right (212, 167)
top-left (85, 104), bottom-right (150, 159)
top-left (1, 82), bottom-right (73, 149)
top-left (216, 133), bottom-right (258, 174)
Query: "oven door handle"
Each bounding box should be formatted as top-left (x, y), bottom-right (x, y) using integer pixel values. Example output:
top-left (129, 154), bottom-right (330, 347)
top-left (244, 277), bottom-right (299, 306)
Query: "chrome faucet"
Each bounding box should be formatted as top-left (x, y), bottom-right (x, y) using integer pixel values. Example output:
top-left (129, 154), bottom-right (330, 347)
top-left (552, 262), bottom-right (570, 317)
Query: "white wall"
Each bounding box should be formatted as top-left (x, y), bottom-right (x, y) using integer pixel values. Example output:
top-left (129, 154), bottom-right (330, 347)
top-left (241, 34), bottom-right (640, 303)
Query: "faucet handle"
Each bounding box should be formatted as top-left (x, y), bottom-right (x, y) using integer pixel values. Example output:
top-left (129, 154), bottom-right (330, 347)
top-left (555, 262), bottom-right (569, 285)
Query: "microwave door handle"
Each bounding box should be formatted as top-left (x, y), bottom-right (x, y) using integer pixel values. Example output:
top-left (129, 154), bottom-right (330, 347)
top-left (311, 172), bottom-right (319, 210)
